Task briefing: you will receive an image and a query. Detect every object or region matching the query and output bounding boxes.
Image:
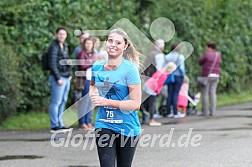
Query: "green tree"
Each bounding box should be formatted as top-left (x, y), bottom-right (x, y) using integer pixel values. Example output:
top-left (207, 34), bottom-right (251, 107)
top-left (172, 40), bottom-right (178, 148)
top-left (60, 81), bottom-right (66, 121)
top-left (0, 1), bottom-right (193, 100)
top-left (0, 38), bottom-right (20, 121)
top-left (147, 0), bottom-right (252, 92)
top-left (0, 0), bottom-right (141, 120)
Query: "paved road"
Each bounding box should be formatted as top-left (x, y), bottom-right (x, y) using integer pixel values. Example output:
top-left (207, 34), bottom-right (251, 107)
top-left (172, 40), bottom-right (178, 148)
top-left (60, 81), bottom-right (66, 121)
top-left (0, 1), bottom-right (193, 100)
top-left (0, 103), bottom-right (252, 167)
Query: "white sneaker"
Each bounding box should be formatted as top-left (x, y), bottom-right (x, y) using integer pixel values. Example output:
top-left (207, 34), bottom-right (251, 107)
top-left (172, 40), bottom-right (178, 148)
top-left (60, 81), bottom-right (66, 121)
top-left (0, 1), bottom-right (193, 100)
top-left (174, 113), bottom-right (185, 118)
top-left (168, 113), bottom-right (174, 118)
top-left (153, 114), bottom-right (162, 119)
top-left (149, 121), bottom-right (162, 126)
top-left (179, 113), bottom-right (186, 117)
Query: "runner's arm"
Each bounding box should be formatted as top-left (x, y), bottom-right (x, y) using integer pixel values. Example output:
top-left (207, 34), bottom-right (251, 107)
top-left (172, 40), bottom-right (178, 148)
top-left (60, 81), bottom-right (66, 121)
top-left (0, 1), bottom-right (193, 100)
top-left (90, 84), bottom-right (141, 111)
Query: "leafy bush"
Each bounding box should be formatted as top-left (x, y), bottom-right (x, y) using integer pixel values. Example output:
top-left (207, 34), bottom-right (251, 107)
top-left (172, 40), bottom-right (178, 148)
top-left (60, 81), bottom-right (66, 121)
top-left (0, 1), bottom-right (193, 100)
top-left (147, 0), bottom-right (252, 92)
top-left (0, 38), bottom-right (20, 121)
top-left (0, 0), bottom-right (252, 122)
top-left (0, 0), bottom-right (141, 120)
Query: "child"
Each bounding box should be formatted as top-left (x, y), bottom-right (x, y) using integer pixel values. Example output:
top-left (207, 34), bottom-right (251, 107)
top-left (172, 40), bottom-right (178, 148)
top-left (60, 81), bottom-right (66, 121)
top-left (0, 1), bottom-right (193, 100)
top-left (177, 76), bottom-right (189, 117)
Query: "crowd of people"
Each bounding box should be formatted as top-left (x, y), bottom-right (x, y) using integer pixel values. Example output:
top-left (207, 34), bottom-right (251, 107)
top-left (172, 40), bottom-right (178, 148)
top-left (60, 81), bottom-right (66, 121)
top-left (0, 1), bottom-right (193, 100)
top-left (141, 40), bottom-right (221, 126)
top-left (46, 27), bottom-right (221, 166)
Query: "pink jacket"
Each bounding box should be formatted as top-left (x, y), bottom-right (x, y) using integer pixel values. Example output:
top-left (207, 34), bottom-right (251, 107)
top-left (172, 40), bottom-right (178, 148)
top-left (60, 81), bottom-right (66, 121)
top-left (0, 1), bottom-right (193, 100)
top-left (145, 69), bottom-right (169, 95)
top-left (177, 83), bottom-right (189, 107)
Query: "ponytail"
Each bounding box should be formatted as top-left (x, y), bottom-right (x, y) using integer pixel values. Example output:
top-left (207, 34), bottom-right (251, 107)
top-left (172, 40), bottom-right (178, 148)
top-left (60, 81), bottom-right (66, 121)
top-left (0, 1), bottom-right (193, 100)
top-left (123, 40), bottom-right (141, 68)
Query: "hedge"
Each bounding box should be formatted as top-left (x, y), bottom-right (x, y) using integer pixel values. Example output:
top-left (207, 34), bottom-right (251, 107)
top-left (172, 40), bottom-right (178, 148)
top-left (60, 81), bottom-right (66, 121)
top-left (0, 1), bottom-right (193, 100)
top-left (0, 0), bottom-right (251, 121)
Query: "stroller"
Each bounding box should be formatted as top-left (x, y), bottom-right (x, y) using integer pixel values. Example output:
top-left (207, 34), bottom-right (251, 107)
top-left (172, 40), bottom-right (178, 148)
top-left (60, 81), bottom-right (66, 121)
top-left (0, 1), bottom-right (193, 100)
top-left (185, 92), bottom-right (201, 115)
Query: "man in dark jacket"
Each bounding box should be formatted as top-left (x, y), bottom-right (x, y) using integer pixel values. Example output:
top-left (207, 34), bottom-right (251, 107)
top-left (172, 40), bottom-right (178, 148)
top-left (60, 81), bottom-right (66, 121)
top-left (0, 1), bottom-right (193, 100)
top-left (48, 27), bottom-right (72, 132)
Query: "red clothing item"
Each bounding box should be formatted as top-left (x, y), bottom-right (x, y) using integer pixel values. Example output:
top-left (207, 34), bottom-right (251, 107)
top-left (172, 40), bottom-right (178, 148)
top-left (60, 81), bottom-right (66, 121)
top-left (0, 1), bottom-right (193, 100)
top-left (199, 51), bottom-right (221, 77)
top-left (177, 83), bottom-right (189, 108)
top-left (77, 50), bottom-right (95, 71)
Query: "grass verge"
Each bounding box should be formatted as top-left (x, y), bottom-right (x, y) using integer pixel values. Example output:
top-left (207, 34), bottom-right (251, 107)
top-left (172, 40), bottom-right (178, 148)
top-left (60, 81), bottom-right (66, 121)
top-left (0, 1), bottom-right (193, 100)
top-left (0, 112), bottom-right (50, 130)
top-left (1, 90), bottom-right (252, 130)
top-left (217, 90), bottom-right (252, 106)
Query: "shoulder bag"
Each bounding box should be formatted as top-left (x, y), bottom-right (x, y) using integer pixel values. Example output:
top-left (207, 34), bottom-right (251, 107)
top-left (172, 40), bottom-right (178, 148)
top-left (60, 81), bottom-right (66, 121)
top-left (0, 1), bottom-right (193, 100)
top-left (197, 53), bottom-right (218, 86)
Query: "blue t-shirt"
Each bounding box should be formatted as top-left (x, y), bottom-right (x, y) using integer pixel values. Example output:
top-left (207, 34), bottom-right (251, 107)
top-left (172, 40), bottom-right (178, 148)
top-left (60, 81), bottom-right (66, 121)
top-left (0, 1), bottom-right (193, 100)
top-left (92, 58), bottom-right (141, 136)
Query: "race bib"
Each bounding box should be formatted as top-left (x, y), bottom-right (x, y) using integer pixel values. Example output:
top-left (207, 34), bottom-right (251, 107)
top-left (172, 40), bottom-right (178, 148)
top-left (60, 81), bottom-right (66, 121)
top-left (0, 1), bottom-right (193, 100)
top-left (99, 106), bottom-right (123, 124)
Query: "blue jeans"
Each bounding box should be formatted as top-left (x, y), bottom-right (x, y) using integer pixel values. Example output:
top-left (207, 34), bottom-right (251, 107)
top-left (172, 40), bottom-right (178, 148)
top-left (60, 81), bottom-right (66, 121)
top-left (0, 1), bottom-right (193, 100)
top-left (167, 76), bottom-right (184, 115)
top-left (78, 80), bottom-right (93, 125)
top-left (49, 75), bottom-right (70, 128)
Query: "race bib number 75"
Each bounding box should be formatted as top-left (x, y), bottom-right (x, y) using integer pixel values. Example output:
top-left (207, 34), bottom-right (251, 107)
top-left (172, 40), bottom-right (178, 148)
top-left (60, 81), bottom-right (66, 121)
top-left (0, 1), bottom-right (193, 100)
top-left (99, 106), bottom-right (123, 124)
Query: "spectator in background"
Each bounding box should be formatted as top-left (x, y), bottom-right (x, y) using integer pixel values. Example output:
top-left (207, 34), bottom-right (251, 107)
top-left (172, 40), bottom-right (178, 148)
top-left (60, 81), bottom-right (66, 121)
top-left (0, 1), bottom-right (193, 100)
top-left (77, 38), bottom-right (96, 129)
top-left (165, 44), bottom-right (186, 118)
top-left (96, 50), bottom-right (108, 62)
top-left (92, 37), bottom-right (109, 61)
top-left (199, 42), bottom-right (221, 116)
top-left (154, 39), bottom-right (165, 70)
top-left (92, 37), bottom-right (101, 56)
top-left (73, 31), bottom-right (90, 102)
top-left (48, 27), bottom-right (72, 132)
top-left (73, 31), bottom-right (90, 58)
top-left (142, 39), bottom-right (165, 79)
top-left (153, 39), bottom-right (166, 119)
top-left (140, 39), bottom-right (165, 123)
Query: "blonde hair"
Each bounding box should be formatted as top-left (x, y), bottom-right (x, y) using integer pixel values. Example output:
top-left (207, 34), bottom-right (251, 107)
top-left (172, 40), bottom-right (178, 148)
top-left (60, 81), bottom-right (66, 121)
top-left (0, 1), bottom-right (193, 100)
top-left (108, 28), bottom-right (141, 68)
top-left (164, 62), bottom-right (177, 73)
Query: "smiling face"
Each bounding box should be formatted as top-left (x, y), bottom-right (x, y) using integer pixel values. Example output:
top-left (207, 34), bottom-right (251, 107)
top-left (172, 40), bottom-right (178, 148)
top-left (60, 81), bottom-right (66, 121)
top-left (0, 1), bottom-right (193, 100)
top-left (106, 33), bottom-right (127, 58)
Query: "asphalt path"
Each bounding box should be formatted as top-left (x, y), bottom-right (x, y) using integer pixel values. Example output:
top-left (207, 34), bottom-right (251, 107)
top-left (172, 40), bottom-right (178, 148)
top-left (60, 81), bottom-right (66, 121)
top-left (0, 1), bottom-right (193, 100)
top-left (0, 102), bottom-right (252, 167)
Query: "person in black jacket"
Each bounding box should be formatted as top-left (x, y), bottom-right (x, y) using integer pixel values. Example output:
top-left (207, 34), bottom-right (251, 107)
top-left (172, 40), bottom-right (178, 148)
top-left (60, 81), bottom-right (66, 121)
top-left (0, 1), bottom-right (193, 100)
top-left (48, 27), bottom-right (72, 132)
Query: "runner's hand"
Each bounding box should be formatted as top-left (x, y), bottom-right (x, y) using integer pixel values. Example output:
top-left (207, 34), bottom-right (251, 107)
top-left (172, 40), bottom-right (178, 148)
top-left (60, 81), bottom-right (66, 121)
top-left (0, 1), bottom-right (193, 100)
top-left (90, 94), bottom-right (108, 106)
